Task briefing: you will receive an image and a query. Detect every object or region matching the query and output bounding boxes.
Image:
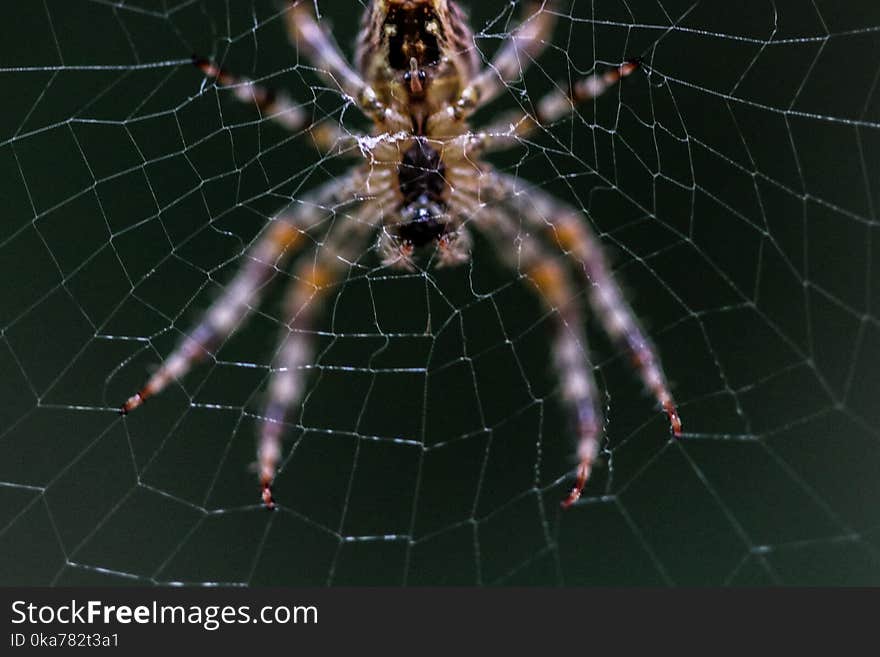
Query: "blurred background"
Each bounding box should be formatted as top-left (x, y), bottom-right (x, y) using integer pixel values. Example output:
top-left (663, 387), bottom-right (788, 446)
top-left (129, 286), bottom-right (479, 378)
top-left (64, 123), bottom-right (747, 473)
top-left (0, 0), bottom-right (878, 586)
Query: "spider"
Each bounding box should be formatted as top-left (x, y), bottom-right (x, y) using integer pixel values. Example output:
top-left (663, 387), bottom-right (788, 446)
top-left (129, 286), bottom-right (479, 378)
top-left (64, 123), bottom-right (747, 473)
top-left (121, 0), bottom-right (681, 511)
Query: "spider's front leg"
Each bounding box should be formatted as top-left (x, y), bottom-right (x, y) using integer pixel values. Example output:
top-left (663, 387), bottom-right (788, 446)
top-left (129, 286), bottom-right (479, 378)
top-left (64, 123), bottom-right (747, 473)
top-left (489, 173), bottom-right (682, 437)
top-left (257, 203), bottom-right (380, 509)
top-left (193, 55), bottom-right (357, 153)
top-left (120, 174), bottom-right (365, 415)
top-left (285, 1), bottom-right (395, 121)
top-left (472, 210), bottom-right (602, 508)
top-left (469, 60), bottom-right (641, 154)
top-left (451, 0), bottom-right (559, 119)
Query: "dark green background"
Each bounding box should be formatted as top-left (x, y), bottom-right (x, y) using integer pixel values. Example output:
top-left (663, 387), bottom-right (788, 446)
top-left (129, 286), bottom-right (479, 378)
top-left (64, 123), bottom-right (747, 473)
top-left (0, 0), bottom-right (878, 585)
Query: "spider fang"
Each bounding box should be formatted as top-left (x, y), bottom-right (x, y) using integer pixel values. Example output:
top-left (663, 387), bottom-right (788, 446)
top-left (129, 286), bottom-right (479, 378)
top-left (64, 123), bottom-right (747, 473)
top-left (405, 57), bottom-right (427, 94)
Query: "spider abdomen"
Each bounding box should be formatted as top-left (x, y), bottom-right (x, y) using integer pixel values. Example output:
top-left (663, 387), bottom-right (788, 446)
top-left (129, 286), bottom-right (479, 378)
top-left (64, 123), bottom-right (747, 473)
top-left (396, 137), bottom-right (449, 246)
top-left (398, 137), bottom-right (446, 204)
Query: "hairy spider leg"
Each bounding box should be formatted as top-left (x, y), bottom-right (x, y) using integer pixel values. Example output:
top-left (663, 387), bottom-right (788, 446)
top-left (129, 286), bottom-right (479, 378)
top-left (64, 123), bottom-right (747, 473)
top-left (192, 55), bottom-right (307, 131)
top-left (474, 209), bottom-right (602, 508)
top-left (492, 173), bottom-right (682, 440)
top-left (285, 1), bottom-right (390, 117)
top-left (257, 204), bottom-right (381, 509)
top-left (120, 174), bottom-right (365, 415)
top-left (192, 55), bottom-right (357, 153)
top-left (451, 0), bottom-right (559, 119)
top-left (472, 60), bottom-right (641, 153)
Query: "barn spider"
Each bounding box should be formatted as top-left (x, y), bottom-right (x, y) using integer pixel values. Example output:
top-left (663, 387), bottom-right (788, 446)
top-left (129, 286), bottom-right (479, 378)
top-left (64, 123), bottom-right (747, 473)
top-left (121, 0), bottom-right (682, 510)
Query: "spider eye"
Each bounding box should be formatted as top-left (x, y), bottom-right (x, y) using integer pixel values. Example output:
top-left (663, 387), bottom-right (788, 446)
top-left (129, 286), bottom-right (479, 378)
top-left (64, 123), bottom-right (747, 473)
top-left (384, 5), bottom-right (442, 70)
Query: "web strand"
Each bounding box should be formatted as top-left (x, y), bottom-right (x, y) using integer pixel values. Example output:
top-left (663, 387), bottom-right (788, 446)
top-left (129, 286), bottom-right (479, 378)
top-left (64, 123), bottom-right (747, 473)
top-left (0, 0), bottom-right (878, 586)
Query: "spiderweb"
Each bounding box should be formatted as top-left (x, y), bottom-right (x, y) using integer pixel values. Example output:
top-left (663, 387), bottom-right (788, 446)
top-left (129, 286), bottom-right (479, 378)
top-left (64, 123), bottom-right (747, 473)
top-left (1, 0), bottom-right (878, 586)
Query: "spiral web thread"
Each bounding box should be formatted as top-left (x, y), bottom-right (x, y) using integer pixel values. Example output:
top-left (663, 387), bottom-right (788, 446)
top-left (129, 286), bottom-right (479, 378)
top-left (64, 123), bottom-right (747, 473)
top-left (0, 0), bottom-right (878, 585)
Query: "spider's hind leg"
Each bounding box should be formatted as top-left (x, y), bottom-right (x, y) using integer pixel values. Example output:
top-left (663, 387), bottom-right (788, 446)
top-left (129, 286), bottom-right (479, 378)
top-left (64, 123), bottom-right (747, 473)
top-left (120, 218), bottom-right (305, 415)
top-left (472, 209), bottom-right (603, 508)
top-left (257, 204), bottom-right (379, 509)
top-left (491, 173), bottom-right (682, 438)
top-left (120, 174), bottom-right (366, 416)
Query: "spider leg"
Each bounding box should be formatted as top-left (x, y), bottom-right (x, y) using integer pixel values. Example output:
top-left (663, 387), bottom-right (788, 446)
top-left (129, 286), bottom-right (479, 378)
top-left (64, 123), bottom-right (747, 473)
top-left (120, 173), bottom-right (366, 415)
top-left (468, 61), bottom-right (640, 155)
top-left (284, 1), bottom-right (389, 119)
top-left (471, 208), bottom-right (602, 508)
top-left (451, 0), bottom-right (559, 119)
top-left (193, 55), bottom-right (356, 153)
top-left (257, 202), bottom-right (381, 509)
top-left (486, 172), bottom-right (682, 437)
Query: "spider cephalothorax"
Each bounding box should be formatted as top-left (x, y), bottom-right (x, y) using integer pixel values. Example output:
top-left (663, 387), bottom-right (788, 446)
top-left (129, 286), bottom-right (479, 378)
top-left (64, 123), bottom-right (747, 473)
top-left (358, 0), bottom-right (479, 117)
top-left (123, 0), bottom-right (681, 511)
